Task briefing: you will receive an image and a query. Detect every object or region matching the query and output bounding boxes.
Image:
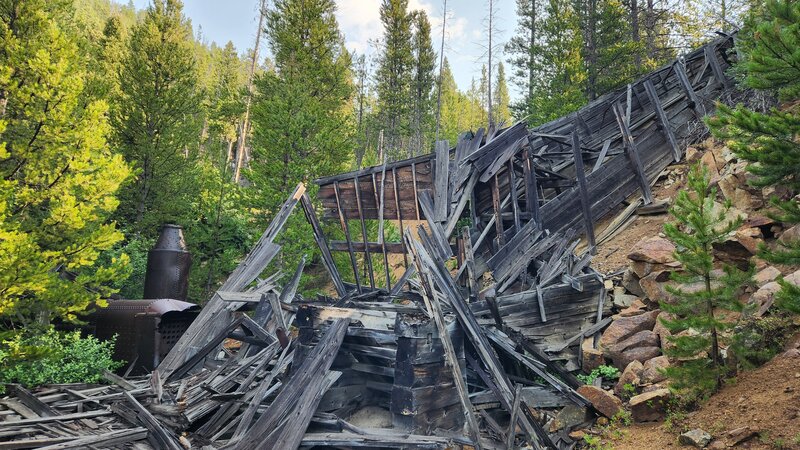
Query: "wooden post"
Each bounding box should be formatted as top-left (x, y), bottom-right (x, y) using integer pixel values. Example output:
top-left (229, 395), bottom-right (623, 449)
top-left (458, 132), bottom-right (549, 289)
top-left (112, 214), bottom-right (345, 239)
top-left (522, 149), bottom-right (540, 226)
top-left (507, 159), bottom-right (521, 231)
top-left (592, 139), bottom-right (612, 173)
top-left (491, 174), bottom-right (505, 248)
top-left (571, 131), bottom-right (596, 251)
top-left (674, 59), bottom-right (705, 119)
top-left (371, 171), bottom-right (391, 289)
top-left (392, 167), bottom-right (409, 267)
top-left (704, 45), bottom-right (731, 89)
top-left (300, 193), bottom-right (347, 297)
top-left (434, 140), bottom-right (450, 222)
top-left (644, 79), bottom-right (681, 162)
top-left (333, 181), bottom-right (362, 293)
top-left (612, 102), bottom-right (653, 205)
top-left (353, 176), bottom-right (375, 288)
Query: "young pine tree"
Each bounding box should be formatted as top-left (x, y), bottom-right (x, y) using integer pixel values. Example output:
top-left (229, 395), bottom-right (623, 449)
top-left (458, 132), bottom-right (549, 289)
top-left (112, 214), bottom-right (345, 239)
top-left (707, 0), bottom-right (800, 313)
top-left (0, 0), bottom-right (130, 330)
top-left (660, 164), bottom-right (751, 396)
top-left (113, 0), bottom-right (202, 232)
top-left (409, 10), bottom-right (436, 157)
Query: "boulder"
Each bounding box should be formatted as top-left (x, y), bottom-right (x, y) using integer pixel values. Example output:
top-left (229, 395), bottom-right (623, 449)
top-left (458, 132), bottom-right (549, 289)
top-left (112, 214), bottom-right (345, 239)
top-left (614, 360), bottom-right (643, 397)
top-left (629, 389), bottom-right (671, 422)
top-left (752, 269), bottom-right (800, 316)
top-left (726, 426), bottom-right (756, 446)
top-left (612, 346), bottom-right (662, 369)
top-left (700, 151), bottom-right (723, 178)
top-left (618, 299), bottom-right (648, 317)
top-left (599, 310), bottom-right (659, 350)
top-left (754, 266), bottom-right (781, 286)
top-left (685, 147), bottom-right (702, 162)
top-left (734, 227), bottom-right (764, 255)
top-left (638, 270), bottom-right (674, 303)
top-left (613, 293), bottom-right (639, 309)
top-left (641, 356), bottom-right (670, 384)
top-left (549, 405), bottom-right (589, 432)
top-left (780, 224), bottom-right (800, 244)
top-left (609, 330), bottom-right (660, 354)
top-left (653, 312), bottom-right (673, 349)
top-left (576, 385), bottom-right (623, 419)
top-left (680, 429), bottom-right (712, 448)
top-left (581, 338), bottom-right (605, 373)
top-left (628, 237), bottom-right (676, 264)
top-left (622, 269), bottom-right (646, 298)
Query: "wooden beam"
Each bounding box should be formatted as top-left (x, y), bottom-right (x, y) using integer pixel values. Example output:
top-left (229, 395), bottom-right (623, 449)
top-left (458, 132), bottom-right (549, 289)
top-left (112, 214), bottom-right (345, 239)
top-left (591, 139), bottom-right (612, 173)
top-left (612, 102), bottom-right (653, 205)
top-left (392, 167), bottom-right (409, 267)
top-left (372, 167), bottom-right (391, 288)
top-left (674, 59), bottom-right (705, 119)
top-left (704, 45), bottom-right (731, 89)
top-left (507, 159), bottom-right (521, 231)
top-left (522, 149), bottom-right (540, 225)
top-left (334, 180), bottom-right (362, 293)
top-left (571, 130), bottom-right (596, 251)
top-left (491, 174), bottom-right (505, 248)
top-left (301, 193), bottom-right (347, 297)
top-left (433, 140), bottom-right (450, 222)
top-left (644, 79), bottom-right (681, 162)
top-left (353, 176), bottom-right (375, 288)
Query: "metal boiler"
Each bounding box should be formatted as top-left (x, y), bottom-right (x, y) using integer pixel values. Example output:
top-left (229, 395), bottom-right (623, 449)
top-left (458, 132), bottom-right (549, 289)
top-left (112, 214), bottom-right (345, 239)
top-left (143, 224), bottom-right (192, 301)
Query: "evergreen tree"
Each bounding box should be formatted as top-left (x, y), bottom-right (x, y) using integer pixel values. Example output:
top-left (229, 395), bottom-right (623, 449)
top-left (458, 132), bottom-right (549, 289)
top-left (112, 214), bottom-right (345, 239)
top-left (707, 0), bottom-right (800, 313)
top-left (660, 164), bottom-right (750, 396)
top-left (532, 0), bottom-right (587, 124)
top-left (438, 59), bottom-right (483, 145)
top-left (249, 0), bottom-right (353, 277)
top-left (506, 0), bottom-right (544, 120)
top-left (113, 0), bottom-right (202, 232)
top-left (410, 10), bottom-right (436, 157)
top-left (376, 0), bottom-right (414, 159)
top-left (0, 0), bottom-right (130, 330)
top-left (492, 62), bottom-right (512, 125)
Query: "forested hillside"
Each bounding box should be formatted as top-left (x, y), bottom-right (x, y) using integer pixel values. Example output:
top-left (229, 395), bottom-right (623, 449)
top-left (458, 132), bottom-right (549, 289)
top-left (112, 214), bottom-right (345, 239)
top-left (0, 0), bottom-right (752, 372)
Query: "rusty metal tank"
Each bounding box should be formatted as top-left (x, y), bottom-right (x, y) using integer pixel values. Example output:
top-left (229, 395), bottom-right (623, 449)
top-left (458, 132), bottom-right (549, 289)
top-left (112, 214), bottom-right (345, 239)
top-left (143, 224), bottom-right (192, 301)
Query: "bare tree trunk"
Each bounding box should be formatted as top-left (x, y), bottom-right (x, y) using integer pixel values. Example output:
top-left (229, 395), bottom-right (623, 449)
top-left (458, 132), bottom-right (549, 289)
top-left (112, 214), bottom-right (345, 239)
top-left (528, 0), bottom-right (536, 106)
top-left (487, 0), bottom-right (493, 129)
top-left (630, 0), bottom-right (641, 66)
top-left (234, 0), bottom-right (267, 183)
top-left (435, 0), bottom-right (447, 142)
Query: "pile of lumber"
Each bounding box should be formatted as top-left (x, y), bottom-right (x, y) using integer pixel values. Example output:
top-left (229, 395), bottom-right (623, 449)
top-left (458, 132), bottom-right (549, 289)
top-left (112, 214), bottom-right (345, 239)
top-left (0, 34), bottom-right (741, 450)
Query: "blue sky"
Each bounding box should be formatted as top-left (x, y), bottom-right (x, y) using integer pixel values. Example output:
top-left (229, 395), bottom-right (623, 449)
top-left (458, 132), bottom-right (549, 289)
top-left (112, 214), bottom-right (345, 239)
top-left (129, 0), bottom-right (520, 99)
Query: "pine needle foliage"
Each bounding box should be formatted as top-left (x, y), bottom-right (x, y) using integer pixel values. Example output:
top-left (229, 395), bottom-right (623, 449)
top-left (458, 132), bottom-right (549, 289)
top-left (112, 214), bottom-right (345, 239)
top-left (707, 0), bottom-right (800, 314)
top-left (660, 164), bottom-right (751, 397)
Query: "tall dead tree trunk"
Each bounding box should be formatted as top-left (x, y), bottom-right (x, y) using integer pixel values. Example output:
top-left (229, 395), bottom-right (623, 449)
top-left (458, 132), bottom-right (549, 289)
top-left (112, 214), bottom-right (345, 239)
top-left (487, 0), bottom-right (494, 129)
top-left (434, 0), bottom-right (447, 142)
top-left (233, 0), bottom-right (266, 184)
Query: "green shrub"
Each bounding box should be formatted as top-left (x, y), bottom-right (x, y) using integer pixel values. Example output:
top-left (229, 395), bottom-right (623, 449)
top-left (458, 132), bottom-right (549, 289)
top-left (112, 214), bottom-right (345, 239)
top-left (730, 315), bottom-right (797, 368)
top-left (577, 365), bottom-right (621, 384)
top-left (0, 329), bottom-right (123, 390)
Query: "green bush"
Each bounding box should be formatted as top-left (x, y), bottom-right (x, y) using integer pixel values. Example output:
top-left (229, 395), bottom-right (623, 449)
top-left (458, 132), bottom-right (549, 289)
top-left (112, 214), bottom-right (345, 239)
top-left (577, 365), bottom-right (621, 384)
top-left (0, 329), bottom-right (123, 390)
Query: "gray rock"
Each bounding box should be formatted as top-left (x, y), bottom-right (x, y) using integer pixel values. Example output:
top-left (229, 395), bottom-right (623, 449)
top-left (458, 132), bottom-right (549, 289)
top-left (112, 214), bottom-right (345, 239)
top-left (679, 429), bottom-right (712, 448)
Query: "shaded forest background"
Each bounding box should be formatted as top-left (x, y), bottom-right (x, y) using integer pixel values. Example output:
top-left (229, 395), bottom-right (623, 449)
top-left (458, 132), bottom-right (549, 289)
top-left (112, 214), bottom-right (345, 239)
top-left (0, 0), bottom-right (753, 334)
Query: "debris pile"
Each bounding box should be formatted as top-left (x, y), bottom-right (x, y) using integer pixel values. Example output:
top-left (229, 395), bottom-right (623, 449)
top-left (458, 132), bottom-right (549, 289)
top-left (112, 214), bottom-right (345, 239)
top-left (0, 35), bottom-right (741, 449)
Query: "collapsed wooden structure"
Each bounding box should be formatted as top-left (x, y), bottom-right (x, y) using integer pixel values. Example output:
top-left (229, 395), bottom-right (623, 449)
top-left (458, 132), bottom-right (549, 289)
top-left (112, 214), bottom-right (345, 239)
top-left (0, 35), bottom-right (739, 449)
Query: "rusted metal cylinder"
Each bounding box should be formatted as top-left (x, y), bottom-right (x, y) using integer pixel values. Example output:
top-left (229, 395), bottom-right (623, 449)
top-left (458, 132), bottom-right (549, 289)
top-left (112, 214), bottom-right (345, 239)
top-left (143, 224), bottom-right (192, 301)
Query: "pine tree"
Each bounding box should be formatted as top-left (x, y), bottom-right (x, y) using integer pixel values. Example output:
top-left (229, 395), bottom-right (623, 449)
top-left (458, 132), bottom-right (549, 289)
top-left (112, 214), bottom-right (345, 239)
top-left (532, 0), bottom-right (587, 124)
top-left (113, 0), bottom-right (202, 232)
top-left (0, 0), bottom-right (130, 330)
top-left (249, 0), bottom-right (353, 277)
top-left (410, 10), bottom-right (436, 157)
top-left (492, 62), bottom-right (512, 125)
top-left (707, 0), bottom-right (800, 313)
top-left (506, 0), bottom-right (544, 120)
top-left (660, 164), bottom-right (750, 396)
top-left (376, 0), bottom-right (414, 159)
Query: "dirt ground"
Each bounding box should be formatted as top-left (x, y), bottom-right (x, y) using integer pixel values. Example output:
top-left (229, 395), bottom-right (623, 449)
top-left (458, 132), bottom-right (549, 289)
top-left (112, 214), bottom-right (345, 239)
top-left (590, 160), bottom-right (690, 275)
top-left (609, 352), bottom-right (800, 450)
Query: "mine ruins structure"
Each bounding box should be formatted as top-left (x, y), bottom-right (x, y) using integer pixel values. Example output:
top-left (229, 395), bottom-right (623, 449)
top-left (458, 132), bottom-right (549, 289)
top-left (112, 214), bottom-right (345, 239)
top-left (0, 34), bottom-right (742, 449)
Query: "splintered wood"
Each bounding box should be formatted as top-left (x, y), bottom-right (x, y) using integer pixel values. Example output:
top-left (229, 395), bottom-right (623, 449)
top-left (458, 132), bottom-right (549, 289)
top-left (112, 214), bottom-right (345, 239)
top-left (0, 35), bottom-right (739, 450)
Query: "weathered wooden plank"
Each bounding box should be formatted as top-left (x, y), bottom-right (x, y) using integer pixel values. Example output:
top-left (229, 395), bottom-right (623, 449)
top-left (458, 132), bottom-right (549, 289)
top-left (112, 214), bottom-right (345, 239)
top-left (704, 44), bottom-right (731, 89)
top-left (643, 79), bottom-right (681, 161)
top-left (434, 140), bottom-right (450, 222)
top-left (674, 59), bottom-right (705, 119)
top-left (612, 102), bottom-right (653, 205)
top-left (334, 180), bottom-right (362, 293)
top-left (571, 130), bottom-right (596, 250)
top-left (372, 166), bottom-right (391, 288)
top-left (301, 193), bottom-right (347, 297)
top-left (522, 149), bottom-right (541, 225)
top-left (353, 176), bottom-right (375, 288)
